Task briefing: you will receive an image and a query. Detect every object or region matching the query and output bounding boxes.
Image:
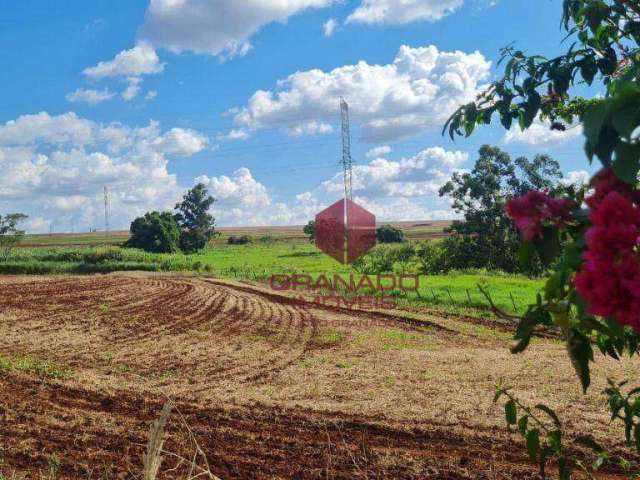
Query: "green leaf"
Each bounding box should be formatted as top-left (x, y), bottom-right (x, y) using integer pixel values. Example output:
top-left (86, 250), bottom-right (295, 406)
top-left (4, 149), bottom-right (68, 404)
top-left (580, 56), bottom-right (598, 85)
top-left (538, 446), bottom-right (552, 476)
top-left (518, 415), bottom-right (529, 436)
top-left (611, 105), bottom-right (640, 139)
top-left (613, 143), bottom-right (640, 184)
top-left (583, 102), bottom-right (608, 160)
top-left (585, 1), bottom-right (608, 33)
top-left (500, 111), bottom-right (513, 130)
top-left (526, 429), bottom-right (540, 462)
top-left (535, 404), bottom-right (562, 429)
top-left (567, 327), bottom-right (593, 393)
top-left (534, 226), bottom-right (561, 267)
top-left (522, 91), bottom-right (541, 129)
top-left (505, 400), bottom-right (517, 425)
top-left (549, 430), bottom-right (562, 452)
top-left (558, 457), bottom-right (571, 480)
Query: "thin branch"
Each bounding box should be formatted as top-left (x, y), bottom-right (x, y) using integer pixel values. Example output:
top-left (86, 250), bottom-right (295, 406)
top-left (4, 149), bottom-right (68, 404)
top-left (477, 284), bottom-right (523, 322)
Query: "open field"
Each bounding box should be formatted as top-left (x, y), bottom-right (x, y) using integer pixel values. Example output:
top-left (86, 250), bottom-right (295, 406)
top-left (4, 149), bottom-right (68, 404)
top-left (4, 242), bottom-right (542, 317)
top-left (19, 221), bottom-right (452, 248)
top-left (0, 273), bottom-right (637, 479)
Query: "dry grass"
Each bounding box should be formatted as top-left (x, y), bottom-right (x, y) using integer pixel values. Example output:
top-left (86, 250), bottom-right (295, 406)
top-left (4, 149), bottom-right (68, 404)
top-left (0, 273), bottom-right (637, 478)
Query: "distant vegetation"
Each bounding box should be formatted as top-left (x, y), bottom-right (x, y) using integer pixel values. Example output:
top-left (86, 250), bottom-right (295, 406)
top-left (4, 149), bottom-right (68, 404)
top-left (303, 220), bottom-right (315, 241)
top-left (376, 224), bottom-right (405, 243)
top-left (126, 183), bottom-right (217, 254)
top-left (227, 235), bottom-right (252, 245)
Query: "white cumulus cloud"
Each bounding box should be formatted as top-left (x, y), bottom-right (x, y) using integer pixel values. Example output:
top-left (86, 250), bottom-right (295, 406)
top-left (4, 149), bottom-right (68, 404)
top-left (232, 45), bottom-right (490, 143)
top-left (139, 0), bottom-right (335, 58)
top-left (504, 118), bottom-right (583, 147)
top-left (323, 18), bottom-right (338, 36)
top-left (81, 43), bottom-right (164, 102)
top-left (66, 88), bottom-right (115, 105)
top-left (83, 43), bottom-right (164, 80)
top-left (561, 170), bottom-right (591, 187)
top-left (122, 77), bottom-right (143, 101)
top-left (322, 146), bottom-right (468, 198)
top-left (153, 128), bottom-right (209, 157)
top-left (287, 121), bottom-right (334, 137)
top-left (347, 0), bottom-right (464, 25)
top-left (366, 145), bottom-right (392, 158)
top-left (0, 112), bottom-right (207, 233)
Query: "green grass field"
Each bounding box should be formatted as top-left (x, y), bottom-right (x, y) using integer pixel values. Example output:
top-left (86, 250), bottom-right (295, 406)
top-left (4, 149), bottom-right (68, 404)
top-left (3, 239), bottom-right (544, 317)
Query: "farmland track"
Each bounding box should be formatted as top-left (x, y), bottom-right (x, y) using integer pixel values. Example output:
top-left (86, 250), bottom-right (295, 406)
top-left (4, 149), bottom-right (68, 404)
top-left (0, 274), bottom-right (632, 479)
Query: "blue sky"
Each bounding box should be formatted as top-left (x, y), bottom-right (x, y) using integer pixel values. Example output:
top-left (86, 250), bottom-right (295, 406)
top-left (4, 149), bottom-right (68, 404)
top-left (0, 0), bottom-right (593, 233)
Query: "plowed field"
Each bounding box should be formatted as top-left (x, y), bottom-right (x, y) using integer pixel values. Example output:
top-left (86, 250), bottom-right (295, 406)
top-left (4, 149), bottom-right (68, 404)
top-left (0, 274), bottom-right (637, 479)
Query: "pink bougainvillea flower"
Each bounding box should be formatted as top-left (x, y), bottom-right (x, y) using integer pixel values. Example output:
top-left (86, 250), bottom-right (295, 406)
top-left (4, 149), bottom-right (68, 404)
top-left (584, 224), bottom-right (640, 261)
top-left (574, 168), bottom-right (640, 331)
top-left (506, 190), bottom-right (575, 241)
top-left (588, 191), bottom-right (640, 227)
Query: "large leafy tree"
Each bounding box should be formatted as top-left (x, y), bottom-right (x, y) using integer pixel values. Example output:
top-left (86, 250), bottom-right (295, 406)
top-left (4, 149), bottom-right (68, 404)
top-left (174, 183), bottom-right (217, 253)
top-left (439, 146), bottom-right (563, 273)
top-left (125, 211), bottom-right (181, 254)
top-left (0, 213), bottom-right (28, 261)
top-left (445, 1), bottom-right (640, 477)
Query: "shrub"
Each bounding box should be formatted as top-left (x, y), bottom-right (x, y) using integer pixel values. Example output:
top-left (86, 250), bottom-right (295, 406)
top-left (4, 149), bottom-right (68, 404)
top-left (227, 235), bottom-right (252, 245)
top-left (125, 212), bottom-right (181, 254)
top-left (376, 225), bottom-right (405, 243)
top-left (82, 248), bottom-right (124, 264)
top-left (352, 244), bottom-right (416, 275)
top-left (258, 235), bottom-right (274, 245)
top-left (414, 240), bottom-right (446, 274)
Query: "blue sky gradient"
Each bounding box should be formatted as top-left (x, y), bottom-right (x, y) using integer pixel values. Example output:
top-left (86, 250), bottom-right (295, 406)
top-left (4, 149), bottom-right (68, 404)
top-left (0, 0), bottom-right (594, 232)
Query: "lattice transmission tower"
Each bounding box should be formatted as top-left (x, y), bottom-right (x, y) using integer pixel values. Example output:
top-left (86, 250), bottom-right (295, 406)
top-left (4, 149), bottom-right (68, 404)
top-left (340, 98), bottom-right (354, 201)
top-left (104, 186), bottom-right (110, 236)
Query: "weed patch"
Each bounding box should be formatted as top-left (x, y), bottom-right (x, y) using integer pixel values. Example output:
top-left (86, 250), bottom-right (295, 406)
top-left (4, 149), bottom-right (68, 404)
top-left (0, 356), bottom-right (70, 379)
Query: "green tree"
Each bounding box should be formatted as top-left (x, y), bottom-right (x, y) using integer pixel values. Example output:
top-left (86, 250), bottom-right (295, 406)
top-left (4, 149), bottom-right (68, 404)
top-left (125, 211), bottom-right (181, 253)
top-left (376, 224), bottom-right (405, 243)
top-left (446, 2), bottom-right (640, 477)
top-left (0, 213), bottom-right (28, 261)
top-left (303, 220), bottom-right (316, 242)
top-left (439, 146), bottom-right (563, 274)
top-left (174, 183), bottom-right (217, 253)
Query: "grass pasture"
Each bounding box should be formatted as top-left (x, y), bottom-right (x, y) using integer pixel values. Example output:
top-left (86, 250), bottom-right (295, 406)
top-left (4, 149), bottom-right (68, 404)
top-left (3, 240), bottom-right (542, 316)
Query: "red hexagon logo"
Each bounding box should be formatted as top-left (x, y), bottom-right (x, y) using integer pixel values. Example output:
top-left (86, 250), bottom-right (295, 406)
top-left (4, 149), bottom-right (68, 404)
top-left (315, 199), bottom-right (376, 264)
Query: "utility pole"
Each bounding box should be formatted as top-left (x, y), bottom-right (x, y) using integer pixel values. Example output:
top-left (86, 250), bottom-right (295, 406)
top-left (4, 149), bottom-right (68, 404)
top-left (104, 186), bottom-right (110, 237)
top-left (340, 98), bottom-right (354, 201)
